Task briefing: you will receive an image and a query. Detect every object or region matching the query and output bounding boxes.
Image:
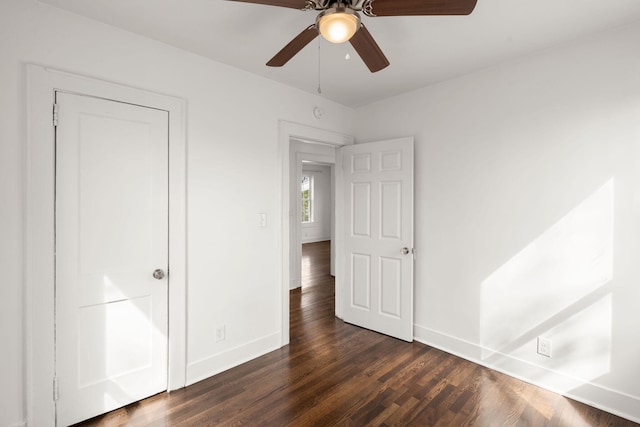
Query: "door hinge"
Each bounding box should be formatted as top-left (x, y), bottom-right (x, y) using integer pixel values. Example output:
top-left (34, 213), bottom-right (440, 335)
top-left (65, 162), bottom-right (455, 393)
top-left (53, 103), bottom-right (59, 127)
top-left (53, 377), bottom-right (59, 401)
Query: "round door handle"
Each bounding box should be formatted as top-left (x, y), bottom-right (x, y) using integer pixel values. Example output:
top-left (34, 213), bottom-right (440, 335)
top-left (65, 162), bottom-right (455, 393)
top-left (401, 247), bottom-right (410, 255)
top-left (153, 269), bottom-right (165, 280)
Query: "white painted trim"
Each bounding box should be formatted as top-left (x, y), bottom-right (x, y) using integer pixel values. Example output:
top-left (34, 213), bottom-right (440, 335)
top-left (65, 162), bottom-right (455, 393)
top-left (278, 121), bottom-right (353, 346)
top-left (414, 324), bottom-right (640, 424)
top-left (334, 149), bottom-right (345, 320)
top-left (25, 65), bottom-right (187, 427)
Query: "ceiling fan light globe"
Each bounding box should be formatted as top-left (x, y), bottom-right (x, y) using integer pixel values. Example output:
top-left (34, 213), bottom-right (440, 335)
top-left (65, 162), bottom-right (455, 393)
top-left (317, 9), bottom-right (360, 44)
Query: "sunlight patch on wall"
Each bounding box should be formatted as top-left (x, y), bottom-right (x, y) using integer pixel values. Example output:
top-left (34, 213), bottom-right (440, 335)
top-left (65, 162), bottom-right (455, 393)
top-left (480, 179), bottom-right (614, 383)
top-left (533, 294), bottom-right (612, 381)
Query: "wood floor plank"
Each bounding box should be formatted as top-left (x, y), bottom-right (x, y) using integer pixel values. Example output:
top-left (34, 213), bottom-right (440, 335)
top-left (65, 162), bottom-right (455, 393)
top-left (75, 241), bottom-right (639, 427)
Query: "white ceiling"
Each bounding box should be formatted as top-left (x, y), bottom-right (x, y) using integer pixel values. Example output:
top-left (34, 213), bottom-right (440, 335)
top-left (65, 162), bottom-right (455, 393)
top-left (38, 0), bottom-right (640, 107)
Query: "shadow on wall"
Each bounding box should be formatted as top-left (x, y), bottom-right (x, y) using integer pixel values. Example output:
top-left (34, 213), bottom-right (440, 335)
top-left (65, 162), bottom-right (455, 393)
top-left (479, 179), bottom-right (614, 390)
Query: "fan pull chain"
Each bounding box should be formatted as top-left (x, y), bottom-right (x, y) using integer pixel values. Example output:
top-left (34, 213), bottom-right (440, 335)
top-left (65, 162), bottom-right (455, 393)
top-left (317, 40), bottom-right (322, 95)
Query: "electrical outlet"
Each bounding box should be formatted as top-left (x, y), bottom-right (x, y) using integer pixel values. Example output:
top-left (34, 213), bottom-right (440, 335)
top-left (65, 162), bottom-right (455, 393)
top-left (215, 324), bottom-right (225, 342)
top-left (258, 213), bottom-right (267, 228)
top-left (537, 337), bottom-right (552, 357)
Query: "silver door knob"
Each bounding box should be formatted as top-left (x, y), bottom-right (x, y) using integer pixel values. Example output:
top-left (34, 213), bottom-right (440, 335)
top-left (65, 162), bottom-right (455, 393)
top-left (401, 247), bottom-right (410, 255)
top-left (153, 269), bottom-right (165, 280)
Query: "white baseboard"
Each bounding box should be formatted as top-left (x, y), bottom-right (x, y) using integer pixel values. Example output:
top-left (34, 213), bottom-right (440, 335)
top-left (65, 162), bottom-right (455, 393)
top-left (414, 324), bottom-right (640, 424)
top-left (186, 332), bottom-right (281, 386)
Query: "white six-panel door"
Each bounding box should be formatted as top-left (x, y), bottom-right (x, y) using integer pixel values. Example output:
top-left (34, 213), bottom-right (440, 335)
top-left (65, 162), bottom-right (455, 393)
top-left (341, 138), bottom-right (414, 342)
top-left (55, 92), bottom-right (169, 426)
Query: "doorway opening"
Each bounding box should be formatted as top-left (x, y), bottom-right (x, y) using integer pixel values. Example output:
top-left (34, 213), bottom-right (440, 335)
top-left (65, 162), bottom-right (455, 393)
top-left (290, 146), bottom-right (337, 335)
top-left (279, 122), bottom-right (353, 346)
top-left (299, 161), bottom-right (333, 289)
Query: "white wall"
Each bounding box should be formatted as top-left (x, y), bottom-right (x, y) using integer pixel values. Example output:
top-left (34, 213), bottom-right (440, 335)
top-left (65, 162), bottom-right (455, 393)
top-left (354, 22), bottom-right (640, 422)
top-left (301, 164), bottom-right (332, 243)
top-left (0, 1), bottom-right (353, 426)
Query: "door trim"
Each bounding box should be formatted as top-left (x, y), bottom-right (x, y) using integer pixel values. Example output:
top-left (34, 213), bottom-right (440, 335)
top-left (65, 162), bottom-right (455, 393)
top-left (278, 121), bottom-right (353, 345)
top-left (25, 65), bottom-right (187, 427)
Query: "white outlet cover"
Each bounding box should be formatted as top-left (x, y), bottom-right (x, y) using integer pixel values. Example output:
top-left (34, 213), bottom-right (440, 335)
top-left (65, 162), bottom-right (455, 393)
top-left (215, 325), bottom-right (225, 342)
top-left (537, 337), bottom-right (552, 357)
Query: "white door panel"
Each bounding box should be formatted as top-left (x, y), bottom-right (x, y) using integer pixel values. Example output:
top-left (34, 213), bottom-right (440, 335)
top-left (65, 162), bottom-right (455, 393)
top-left (55, 92), bottom-right (169, 426)
top-left (341, 138), bottom-right (414, 342)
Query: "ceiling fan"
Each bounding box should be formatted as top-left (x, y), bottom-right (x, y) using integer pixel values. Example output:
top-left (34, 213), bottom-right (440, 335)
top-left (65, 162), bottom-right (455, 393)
top-left (228, 0), bottom-right (478, 72)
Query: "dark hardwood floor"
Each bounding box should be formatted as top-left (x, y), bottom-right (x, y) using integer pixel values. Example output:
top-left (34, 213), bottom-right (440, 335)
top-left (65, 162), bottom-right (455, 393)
top-left (77, 240), bottom-right (638, 426)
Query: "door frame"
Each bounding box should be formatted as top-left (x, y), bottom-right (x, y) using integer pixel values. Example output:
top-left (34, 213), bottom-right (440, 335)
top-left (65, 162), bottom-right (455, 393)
top-left (278, 121), bottom-right (353, 345)
top-left (25, 65), bottom-right (187, 427)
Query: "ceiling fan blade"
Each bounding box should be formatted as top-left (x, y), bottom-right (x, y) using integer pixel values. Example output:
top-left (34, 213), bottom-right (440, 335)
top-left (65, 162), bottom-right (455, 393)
top-left (267, 25), bottom-right (318, 67)
top-left (349, 24), bottom-right (389, 73)
top-left (368, 0), bottom-right (477, 16)
top-left (227, 0), bottom-right (309, 9)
